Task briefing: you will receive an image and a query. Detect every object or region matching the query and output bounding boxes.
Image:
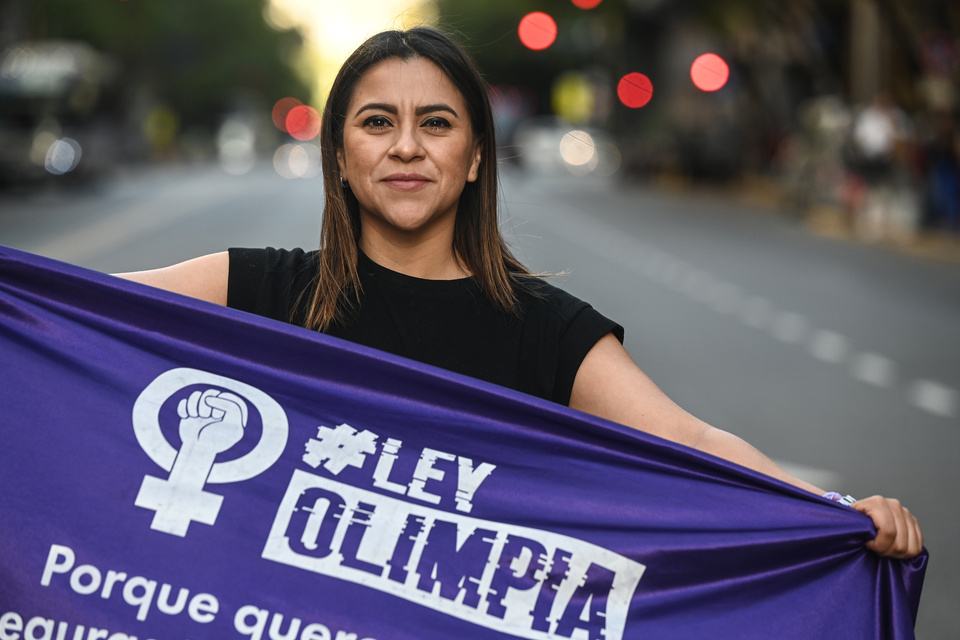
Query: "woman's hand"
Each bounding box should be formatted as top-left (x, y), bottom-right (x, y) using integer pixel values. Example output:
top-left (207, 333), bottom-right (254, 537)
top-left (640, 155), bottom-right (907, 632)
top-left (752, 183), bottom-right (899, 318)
top-left (852, 495), bottom-right (924, 559)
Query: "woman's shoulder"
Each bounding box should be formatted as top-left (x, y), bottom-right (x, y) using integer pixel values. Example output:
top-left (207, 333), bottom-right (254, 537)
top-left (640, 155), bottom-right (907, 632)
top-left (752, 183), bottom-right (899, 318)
top-left (227, 247), bottom-right (319, 317)
top-left (229, 247), bottom-right (318, 274)
top-left (515, 275), bottom-right (589, 315)
top-left (514, 274), bottom-right (625, 340)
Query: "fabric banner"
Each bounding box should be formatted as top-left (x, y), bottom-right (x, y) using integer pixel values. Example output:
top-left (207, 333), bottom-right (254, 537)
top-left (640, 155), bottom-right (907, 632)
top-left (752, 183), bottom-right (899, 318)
top-left (0, 245), bottom-right (925, 640)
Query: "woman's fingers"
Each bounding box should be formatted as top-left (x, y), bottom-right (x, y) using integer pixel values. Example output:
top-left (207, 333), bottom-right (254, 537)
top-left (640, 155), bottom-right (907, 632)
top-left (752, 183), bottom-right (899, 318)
top-left (853, 495), bottom-right (924, 559)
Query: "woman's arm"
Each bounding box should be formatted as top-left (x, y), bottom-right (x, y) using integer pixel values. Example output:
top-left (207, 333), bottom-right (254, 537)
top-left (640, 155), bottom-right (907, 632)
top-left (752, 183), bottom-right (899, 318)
top-left (570, 333), bottom-right (923, 559)
top-left (113, 251), bottom-right (230, 305)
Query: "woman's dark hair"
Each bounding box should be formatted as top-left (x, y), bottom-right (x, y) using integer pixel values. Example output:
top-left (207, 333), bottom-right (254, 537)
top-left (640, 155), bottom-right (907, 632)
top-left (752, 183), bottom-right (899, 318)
top-left (304, 26), bottom-right (530, 331)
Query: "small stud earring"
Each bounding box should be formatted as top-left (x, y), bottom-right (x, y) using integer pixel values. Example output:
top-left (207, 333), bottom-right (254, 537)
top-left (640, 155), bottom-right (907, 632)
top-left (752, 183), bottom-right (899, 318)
top-left (340, 175), bottom-right (350, 189)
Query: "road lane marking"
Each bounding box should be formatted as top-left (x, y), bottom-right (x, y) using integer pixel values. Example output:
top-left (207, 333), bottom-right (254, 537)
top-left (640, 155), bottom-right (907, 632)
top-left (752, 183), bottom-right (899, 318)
top-left (706, 281), bottom-right (742, 315)
top-left (771, 311), bottom-right (808, 344)
top-left (740, 295), bottom-right (774, 329)
top-left (774, 460), bottom-right (842, 491)
top-left (909, 380), bottom-right (959, 419)
top-left (808, 330), bottom-right (850, 364)
top-left (29, 167), bottom-right (264, 264)
top-left (520, 204), bottom-right (957, 420)
top-left (850, 353), bottom-right (897, 388)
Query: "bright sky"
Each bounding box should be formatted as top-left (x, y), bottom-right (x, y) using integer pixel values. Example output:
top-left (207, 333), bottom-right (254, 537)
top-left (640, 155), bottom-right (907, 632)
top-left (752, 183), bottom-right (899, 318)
top-left (267, 0), bottom-right (436, 104)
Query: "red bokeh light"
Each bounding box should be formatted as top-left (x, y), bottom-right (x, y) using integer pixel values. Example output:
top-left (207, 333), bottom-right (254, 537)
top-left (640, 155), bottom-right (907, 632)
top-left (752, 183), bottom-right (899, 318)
top-left (272, 97), bottom-right (303, 132)
top-left (571, 0), bottom-right (603, 8)
top-left (518, 12), bottom-right (557, 51)
top-left (617, 73), bottom-right (653, 108)
top-left (286, 105), bottom-right (321, 141)
top-left (691, 53), bottom-right (729, 92)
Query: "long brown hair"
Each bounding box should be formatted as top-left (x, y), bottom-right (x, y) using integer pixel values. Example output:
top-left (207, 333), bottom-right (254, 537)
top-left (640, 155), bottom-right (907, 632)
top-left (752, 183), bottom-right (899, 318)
top-left (304, 27), bottom-right (531, 331)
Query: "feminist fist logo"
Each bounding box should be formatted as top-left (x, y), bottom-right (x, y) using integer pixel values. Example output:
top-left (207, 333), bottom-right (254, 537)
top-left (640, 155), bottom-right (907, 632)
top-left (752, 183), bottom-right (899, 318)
top-left (133, 368), bottom-right (288, 537)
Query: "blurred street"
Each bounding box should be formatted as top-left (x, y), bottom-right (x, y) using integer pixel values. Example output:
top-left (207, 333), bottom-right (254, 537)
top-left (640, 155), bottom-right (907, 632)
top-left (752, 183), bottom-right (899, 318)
top-left (1, 162), bottom-right (958, 637)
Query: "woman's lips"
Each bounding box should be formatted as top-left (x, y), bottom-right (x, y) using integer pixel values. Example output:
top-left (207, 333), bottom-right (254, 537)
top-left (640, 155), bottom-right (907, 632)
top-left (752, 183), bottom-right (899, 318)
top-left (382, 173), bottom-right (431, 191)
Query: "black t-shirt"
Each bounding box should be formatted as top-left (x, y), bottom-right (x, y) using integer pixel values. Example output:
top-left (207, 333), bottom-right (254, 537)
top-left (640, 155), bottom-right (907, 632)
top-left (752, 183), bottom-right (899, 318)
top-left (227, 248), bottom-right (623, 405)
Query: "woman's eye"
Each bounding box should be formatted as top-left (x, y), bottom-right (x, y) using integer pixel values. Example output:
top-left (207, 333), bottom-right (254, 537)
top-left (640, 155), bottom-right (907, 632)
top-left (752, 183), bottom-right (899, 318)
top-left (422, 117), bottom-right (451, 130)
top-left (364, 116), bottom-right (391, 129)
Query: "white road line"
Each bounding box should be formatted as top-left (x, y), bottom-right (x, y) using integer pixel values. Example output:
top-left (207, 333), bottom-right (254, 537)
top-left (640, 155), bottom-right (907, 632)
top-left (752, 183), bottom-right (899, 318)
top-left (660, 257), bottom-right (689, 290)
top-left (706, 281), bottom-right (742, 315)
top-left (774, 460), bottom-right (842, 491)
top-left (808, 330), bottom-right (850, 364)
top-left (681, 269), bottom-right (717, 303)
top-left (642, 250), bottom-right (669, 281)
top-left (542, 210), bottom-right (957, 420)
top-left (850, 352), bottom-right (897, 388)
top-left (31, 170), bottom-right (236, 263)
top-left (740, 295), bottom-right (774, 329)
top-left (771, 311), bottom-right (808, 344)
top-left (909, 380), bottom-right (959, 419)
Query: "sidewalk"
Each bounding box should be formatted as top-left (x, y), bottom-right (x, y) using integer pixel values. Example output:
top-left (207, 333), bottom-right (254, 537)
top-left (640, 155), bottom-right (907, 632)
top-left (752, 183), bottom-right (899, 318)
top-left (728, 174), bottom-right (960, 266)
top-left (804, 205), bottom-right (960, 264)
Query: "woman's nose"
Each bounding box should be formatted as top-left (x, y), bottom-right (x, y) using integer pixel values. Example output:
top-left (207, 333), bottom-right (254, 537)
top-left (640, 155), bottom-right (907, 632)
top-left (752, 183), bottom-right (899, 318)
top-left (389, 124), bottom-right (424, 160)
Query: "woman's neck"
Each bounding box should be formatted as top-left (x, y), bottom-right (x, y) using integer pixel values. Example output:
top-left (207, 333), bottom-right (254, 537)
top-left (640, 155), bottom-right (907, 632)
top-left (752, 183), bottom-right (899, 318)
top-left (359, 231), bottom-right (470, 280)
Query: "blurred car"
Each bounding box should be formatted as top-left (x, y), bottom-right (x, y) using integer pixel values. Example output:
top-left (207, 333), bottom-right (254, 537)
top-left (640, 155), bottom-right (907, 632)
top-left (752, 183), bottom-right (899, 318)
top-left (0, 40), bottom-right (121, 187)
top-left (513, 116), bottom-right (622, 178)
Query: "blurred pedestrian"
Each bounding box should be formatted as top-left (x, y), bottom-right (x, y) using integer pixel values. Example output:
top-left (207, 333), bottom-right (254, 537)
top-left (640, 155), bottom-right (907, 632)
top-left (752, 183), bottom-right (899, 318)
top-left (115, 27), bottom-right (923, 560)
top-left (925, 110), bottom-right (960, 233)
top-left (848, 93), bottom-right (917, 242)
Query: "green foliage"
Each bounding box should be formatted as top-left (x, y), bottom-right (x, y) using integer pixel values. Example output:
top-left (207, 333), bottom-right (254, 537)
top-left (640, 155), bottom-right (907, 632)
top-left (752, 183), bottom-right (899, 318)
top-left (36, 0), bottom-right (311, 124)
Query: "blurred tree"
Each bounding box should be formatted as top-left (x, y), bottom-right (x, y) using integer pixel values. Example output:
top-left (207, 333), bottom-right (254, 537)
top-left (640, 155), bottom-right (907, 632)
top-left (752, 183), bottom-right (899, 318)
top-left (29, 0), bottom-right (311, 128)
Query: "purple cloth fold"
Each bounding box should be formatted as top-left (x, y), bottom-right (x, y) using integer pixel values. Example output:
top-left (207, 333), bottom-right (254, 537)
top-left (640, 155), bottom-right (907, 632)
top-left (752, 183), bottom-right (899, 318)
top-left (0, 246), bottom-right (926, 639)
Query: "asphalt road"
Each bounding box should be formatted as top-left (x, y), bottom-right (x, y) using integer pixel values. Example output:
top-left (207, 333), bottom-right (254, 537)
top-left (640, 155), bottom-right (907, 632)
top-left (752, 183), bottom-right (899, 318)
top-left (2, 162), bottom-right (958, 638)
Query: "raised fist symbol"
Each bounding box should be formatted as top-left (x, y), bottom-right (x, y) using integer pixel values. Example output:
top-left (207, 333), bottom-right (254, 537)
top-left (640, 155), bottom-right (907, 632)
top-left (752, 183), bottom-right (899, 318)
top-left (177, 389), bottom-right (248, 453)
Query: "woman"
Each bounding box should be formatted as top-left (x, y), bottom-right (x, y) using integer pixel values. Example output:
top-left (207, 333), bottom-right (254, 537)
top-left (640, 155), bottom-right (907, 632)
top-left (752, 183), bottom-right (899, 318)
top-left (117, 27), bottom-right (922, 559)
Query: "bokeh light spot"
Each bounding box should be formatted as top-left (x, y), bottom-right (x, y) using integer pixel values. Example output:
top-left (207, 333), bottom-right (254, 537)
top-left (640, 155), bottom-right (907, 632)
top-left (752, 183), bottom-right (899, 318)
top-left (552, 72), bottom-right (594, 124)
top-left (518, 12), bottom-right (557, 51)
top-left (272, 97), bottom-right (303, 132)
top-left (44, 138), bottom-right (82, 175)
top-left (571, 0), bottom-right (603, 8)
top-left (560, 130), bottom-right (596, 168)
top-left (273, 143), bottom-right (321, 179)
top-left (617, 73), bottom-right (653, 108)
top-left (286, 105), bottom-right (321, 141)
top-left (691, 53), bottom-right (729, 92)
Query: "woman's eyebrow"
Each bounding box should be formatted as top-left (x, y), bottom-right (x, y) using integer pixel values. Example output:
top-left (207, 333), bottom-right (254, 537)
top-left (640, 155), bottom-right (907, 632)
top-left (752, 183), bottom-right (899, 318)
top-left (354, 102), bottom-right (397, 117)
top-left (415, 103), bottom-right (459, 117)
top-left (353, 102), bottom-right (459, 118)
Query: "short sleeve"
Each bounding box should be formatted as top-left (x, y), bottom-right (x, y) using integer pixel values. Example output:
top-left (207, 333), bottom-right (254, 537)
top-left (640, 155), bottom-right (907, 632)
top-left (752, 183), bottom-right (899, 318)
top-left (518, 279), bottom-right (624, 405)
top-left (554, 299), bottom-right (624, 405)
top-left (227, 247), bottom-right (315, 324)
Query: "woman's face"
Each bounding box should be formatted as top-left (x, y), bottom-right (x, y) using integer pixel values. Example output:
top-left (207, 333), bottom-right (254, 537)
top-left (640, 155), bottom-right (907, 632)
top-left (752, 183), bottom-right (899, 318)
top-left (338, 56), bottom-right (482, 248)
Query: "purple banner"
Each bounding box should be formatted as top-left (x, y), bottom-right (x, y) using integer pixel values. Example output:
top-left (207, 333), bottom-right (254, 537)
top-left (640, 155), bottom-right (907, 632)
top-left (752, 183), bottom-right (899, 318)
top-left (0, 246), bottom-right (925, 639)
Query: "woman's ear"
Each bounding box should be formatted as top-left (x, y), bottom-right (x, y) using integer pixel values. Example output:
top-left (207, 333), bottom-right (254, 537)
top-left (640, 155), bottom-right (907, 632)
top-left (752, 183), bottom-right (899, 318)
top-left (337, 148), bottom-right (347, 182)
top-left (467, 141), bottom-right (482, 183)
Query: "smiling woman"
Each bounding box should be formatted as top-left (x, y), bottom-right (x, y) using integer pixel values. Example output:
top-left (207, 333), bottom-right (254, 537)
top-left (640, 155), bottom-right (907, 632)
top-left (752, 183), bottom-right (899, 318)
top-left (114, 27), bottom-right (923, 561)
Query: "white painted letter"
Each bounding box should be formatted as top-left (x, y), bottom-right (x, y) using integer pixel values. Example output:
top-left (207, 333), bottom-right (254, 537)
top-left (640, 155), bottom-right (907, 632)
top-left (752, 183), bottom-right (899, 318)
top-left (188, 593), bottom-right (219, 623)
top-left (40, 544), bottom-right (74, 586)
top-left (455, 458), bottom-right (496, 513)
top-left (372, 439), bottom-right (406, 495)
top-left (408, 448), bottom-right (455, 505)
top-left (234, 605), bottom-right (268, 640)
top-left (122, 577), bottom-right (157, 622)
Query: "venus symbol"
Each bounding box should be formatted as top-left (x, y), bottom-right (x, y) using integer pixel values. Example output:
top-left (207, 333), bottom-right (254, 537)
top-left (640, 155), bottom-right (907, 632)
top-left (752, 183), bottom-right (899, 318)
top-left (136, 389), bottom-right (249, 536)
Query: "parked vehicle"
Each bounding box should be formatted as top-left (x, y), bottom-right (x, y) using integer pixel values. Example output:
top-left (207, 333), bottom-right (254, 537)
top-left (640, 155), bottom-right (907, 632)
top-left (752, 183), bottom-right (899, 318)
top-left (0, 40), bottom-right (120, 187)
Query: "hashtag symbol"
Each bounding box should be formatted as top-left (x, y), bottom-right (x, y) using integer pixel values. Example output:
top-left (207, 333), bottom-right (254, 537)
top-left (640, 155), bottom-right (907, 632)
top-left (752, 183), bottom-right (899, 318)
top-left (303, 423), bottom-right (379, 474)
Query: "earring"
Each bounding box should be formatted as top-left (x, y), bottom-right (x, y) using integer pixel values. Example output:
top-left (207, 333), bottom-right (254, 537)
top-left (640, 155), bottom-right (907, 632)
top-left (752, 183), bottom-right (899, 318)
top-left (340, 175), bottom-right (350, 189)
